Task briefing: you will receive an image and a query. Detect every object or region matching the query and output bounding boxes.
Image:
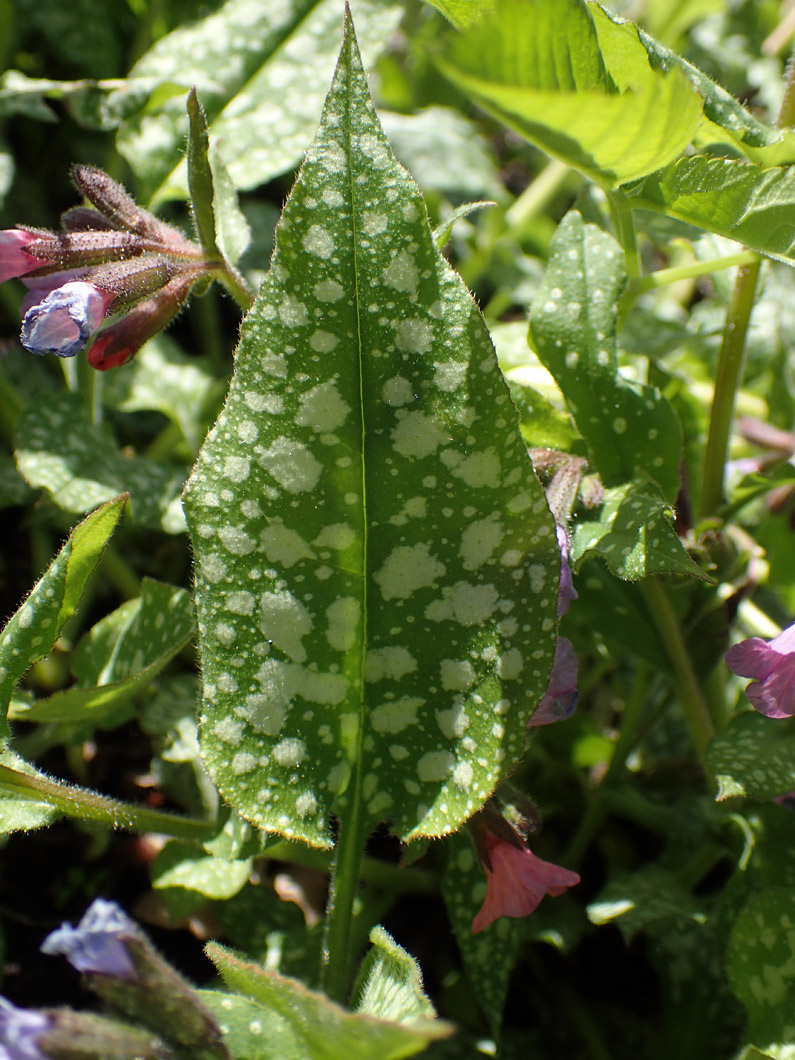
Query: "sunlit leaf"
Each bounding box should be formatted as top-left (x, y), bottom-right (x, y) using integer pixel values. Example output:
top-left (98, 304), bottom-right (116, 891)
top-left (207, 944), bottom-right (451, 1058)
top-left (438, 0), bottom-right (702, 187)
top-left (352, 926), bottom-right (437, 1025)
top-left (0, 497), bottom-right (126, 743)
top-left (184, 13), bottom-right (559, 848)
top-left (119, 0), bottom-right (403, 203)
top-left (530, 210), bottom-right (682, 501)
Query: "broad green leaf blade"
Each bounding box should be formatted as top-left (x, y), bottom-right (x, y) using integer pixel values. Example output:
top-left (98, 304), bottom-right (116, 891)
top-left (352, 926), bottom-right (437, 1025)
top-left (0, 496), bottom-right (126, 743)
top-left (184, 14), bottom-right (559, 849)
top-left (438, 0), bottom-right (702, 187)
top-left (10, 580), bottom-right (194, 725)
top-left (152, 839), bottom-right (251, 900)
top-left (102, 337), bottom-right (221, 455)
top-left (630, 156), bottom-right (795, 265)
top-left (0, 751), bottom-right (60, 833)
top-left (728, 889), bottom-right (795, 1049)
top-left (441, 830), bottom-right (522, 1037)
top-left (588, 3), bottom-right (795, 167)
top-left (530, 210), bottom-right (682, 501)
top-left (423, 0), bottom-right (496, 28)
top-left (120, 0), bottom-right (403, 204)
top-left (707, 713), bottom-right (795, 802)
top-left (570, 479), bottom-right (708, 581)
top-left (206, 944), bottom-right (451, 1059)
top-left (198, 991), bottom-right (302, 1060)
top-left (15, 392), bottom-right (186, 533)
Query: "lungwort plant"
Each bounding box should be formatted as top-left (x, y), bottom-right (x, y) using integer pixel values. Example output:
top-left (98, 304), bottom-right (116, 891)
top-left (0, 1), bottom-right (794, 1057)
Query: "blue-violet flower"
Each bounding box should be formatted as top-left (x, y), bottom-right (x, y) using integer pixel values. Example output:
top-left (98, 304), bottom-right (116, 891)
top-left (21, 282), bottom-right (115, 358)
top-left (41, 898), bottom-right (138, 978)
top-left (530, 637), bottom-right (578, 726)
top-left (725, 619), bottom-right (795, 719)
top-left (0, 998), bottom-right (49, 1060)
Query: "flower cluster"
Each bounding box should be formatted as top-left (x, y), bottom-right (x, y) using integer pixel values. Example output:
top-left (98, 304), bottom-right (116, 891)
top-left (1, 166), bottom-right (213, 370)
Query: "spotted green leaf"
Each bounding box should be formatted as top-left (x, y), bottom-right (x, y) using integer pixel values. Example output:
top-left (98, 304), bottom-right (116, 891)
top-left (570, 478), bottom-right (707, 581)
top-left (531, 210), bottom-right (682, 501)
top-left (9, 579), bottom-right (194, 726)
top-left (119, 0), bottom-right (402, 204)
top-left (727, 889), bottom-right (795, 1048)
top-left (441, 830), bottom-right (521, 1036)
top-left (15, 391), bottom-right (186, 533)
top-left (352, 926), bottom-right (437, 1025)
top-left (184, 14), bottom-right (559, 849)
top-left (0, 496), bottom-right (126, 745)
top-left (206, 943), bottom-right (450, 1058)
top-left (198, 991), bottom-right (301, 1060)
top-left (707, 713), bottom-right (795, 802)
top-left (437, 0), bottom-right (701, 188)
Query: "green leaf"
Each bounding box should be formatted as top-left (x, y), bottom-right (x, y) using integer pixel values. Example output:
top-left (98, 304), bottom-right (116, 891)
top-left (119, 0), bottom-right (403, 204)
top-left (727, 889), bottom-right (795, 1048)
top-left (630, 156), bottom-right (795, 265)
top-left (432, 202), bottom-right (496, 249)
top-left (588, 2), bottom-right (795, 167)
top-left (207, 943), bottom-right (451, 1058)
top-left (530, 210), bottom-right (682, 500)
top-left (152, 839), bottom-right (251, 900)
top-left (0, 497), bottom-right (126, 744)
top-left (441, 830), bottom-right (522, 1037)
top-left (198, 991), bottom-right (303, 1060)
top-left (570, 478), bottom-right (708, 581)
top-left (102, 336), bottom-right (221, 455)
top-left (184, 14), bottom-right (559, 847)
top-left (15, 391), bottom-right (186, 533)
top-left (10, 579), bottom-right (194, 726)
top-left (423, 0), bottom-right (496, 29)
top-left (352, 926), bottom-right (436, 1025)
top-left (0, 751), bottom-right (60, 833)
top-left (438, 0), bottom-right (702, 187)
top-left (707, 713), bottom-right (795, 802)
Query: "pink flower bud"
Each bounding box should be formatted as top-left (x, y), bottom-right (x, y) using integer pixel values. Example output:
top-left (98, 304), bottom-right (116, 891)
top-left (0, 230), bottom-right (50, 284)
top-left (21, 281), bottom-right (115, 358)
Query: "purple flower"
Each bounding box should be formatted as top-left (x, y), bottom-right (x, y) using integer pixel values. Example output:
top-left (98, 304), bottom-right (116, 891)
top-left (0, 998), bottom-right (50, 1060)
top-left (41, 898), bottom-right (137, 978)
top-left (556, 524), bottom-right (578, 618)
top-left (725, 620), bottom-right (795, 719)
top-left (530, 637), bottom-right (578, 726)
top-left (0, 230), bottom-right (48, 285)
top-left (21, 282), bottom-right (115, 358)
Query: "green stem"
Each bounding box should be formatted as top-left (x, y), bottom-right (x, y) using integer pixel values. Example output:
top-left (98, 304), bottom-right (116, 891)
top-left (0, 764), bottom-right (214, 840)
top-left (265, 839), bottom-right (438, 894)
top-left (216, 263), bottom-right (255, 313)
top-left (321, 805), bottom-right (370, 1003)
top-left (607, 190), bottom-right (640, 279)
top-left (145, 420), bottom-right (184, 462)
top-left (505, 158), bottom-right (571, 235)
top-left (566, 662), bottom-right (651, 866)
top-left (100, 546), bottom-right (142, 600)
top-left (643, 577), bottom-right (714, 765)
top-left (630, 251), bottom-right (759, 296)
top-left (699, 258), bottom-right (761, 518)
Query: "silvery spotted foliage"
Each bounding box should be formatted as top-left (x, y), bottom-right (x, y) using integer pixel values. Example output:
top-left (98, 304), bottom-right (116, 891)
top-left (184, 15), bottom-right (559, 848)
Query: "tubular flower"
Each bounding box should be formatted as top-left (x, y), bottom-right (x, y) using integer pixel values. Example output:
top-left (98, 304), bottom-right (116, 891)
top-left (41, 898), bottom-right (138, 978)
top-left (472, 831), bottom-right (580, 934)
top-left (0, 998), bottom-right (50, 1060)
top-left (0, 230), bottom-right (51, 284)
top-left (725, 620), bottom-right (795, 719)
top-left (2, 164), bottom-right (221, 369)
top-left (21, 282), bottom-right (115, 358)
